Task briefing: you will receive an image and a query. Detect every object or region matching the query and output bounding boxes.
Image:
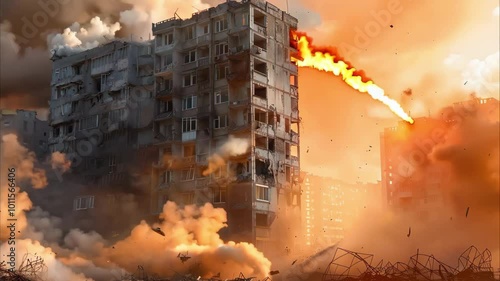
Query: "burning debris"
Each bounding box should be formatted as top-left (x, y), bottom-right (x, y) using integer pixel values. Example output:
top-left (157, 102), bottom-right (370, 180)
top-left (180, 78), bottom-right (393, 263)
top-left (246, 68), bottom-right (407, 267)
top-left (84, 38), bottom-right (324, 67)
top-left (321, 246), bottom-right (495, 281)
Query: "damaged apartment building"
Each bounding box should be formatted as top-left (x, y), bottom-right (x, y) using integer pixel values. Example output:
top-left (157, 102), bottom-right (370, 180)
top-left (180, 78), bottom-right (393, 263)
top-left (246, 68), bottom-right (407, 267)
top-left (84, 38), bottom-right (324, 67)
top-left (48, 41), bottom-right (157, 235)
top-left (150, 0), bottom-right (302, 251)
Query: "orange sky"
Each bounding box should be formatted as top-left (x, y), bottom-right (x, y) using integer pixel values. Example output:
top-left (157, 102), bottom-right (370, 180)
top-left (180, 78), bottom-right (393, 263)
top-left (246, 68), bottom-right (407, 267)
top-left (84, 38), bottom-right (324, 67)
top-left (267, 0), bottom-right (499, 182)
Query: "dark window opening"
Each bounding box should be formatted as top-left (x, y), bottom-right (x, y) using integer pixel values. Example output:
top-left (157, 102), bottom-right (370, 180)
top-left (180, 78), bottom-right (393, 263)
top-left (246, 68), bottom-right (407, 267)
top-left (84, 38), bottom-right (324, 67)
top-left (256, 213), bottom-right (268, 227)
top-left (254, 84), bottom-right (267, 99)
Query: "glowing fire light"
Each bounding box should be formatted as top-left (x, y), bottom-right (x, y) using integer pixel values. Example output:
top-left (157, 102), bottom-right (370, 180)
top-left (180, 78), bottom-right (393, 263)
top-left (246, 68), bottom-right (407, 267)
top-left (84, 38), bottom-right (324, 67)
top-left (290, 32), bottom-right (414, 124)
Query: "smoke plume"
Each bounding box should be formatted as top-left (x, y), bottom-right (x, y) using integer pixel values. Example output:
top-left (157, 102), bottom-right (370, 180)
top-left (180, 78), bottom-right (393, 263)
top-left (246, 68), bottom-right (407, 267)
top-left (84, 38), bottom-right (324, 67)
top-left (203, 136), bottom-right (250, 176)
top-left (48, 16), bottom-right (121, 56)
top-left (1, 134), bottom-right (271, 280)
top-left (49, 151), bottom-right (72, 174)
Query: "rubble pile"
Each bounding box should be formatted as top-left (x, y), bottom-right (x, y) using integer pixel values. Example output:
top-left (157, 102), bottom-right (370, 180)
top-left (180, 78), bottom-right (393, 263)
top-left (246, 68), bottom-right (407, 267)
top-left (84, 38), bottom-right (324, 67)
top-left (322, 246), bottom-right (496, 281)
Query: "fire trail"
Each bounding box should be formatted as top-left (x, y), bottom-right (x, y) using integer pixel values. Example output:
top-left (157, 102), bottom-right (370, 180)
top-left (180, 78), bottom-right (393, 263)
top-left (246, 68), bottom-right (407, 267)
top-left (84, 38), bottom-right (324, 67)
top-left (290, 31), bottom-right (414, 124)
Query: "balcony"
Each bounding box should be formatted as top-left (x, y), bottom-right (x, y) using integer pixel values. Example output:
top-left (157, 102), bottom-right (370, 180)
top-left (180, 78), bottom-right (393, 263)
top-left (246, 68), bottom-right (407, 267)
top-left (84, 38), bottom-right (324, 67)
top-left (253, 23), bottom-right (267, 36)
top-left (252, 96), bottom-right (267, 108)
top-left (197, 34), bottom-right (210, 46)
top-left (290, 131), bottom-right (299, 143)
top-left (255, 147), bottom-right (269, 160)
top-left (90, 64), bottom-right (113, 76)
top-left (251, 45), bottom-right (267, 60)
top-left (153, 132), bottom-right (180, 145)
top-left (156, 88), bottom-right (176, 100)
top-left (290, 156), bottom-right (299, 167)
top-left (229, 99), bottom-right (249, 109)
top-left (155, 111), bottom-right (179, 122)
top-left (182, 131), bottom-right (196, 142)
top-left (229, 122), bottom-right (251, 132)
top-left (155, 43), bottom-right (175, 54)
top-left (255, 121), bottom-right (273, 137)
top-left (183, 38), bottom-right (196, 49)
top-left (291, 109), bottom-right (299, 121)
top-left (196, 105), bottom-right (210, 118)
top-left (155, 63), bottom-right (175, 77)
top-left (197, 154), bottom-right (209, 166)
top-left (252, 70), bottom-right (268, 84)
top-left (197, 57), bottom-right (209, 68)
top-left (198, 81), bottom-right (211, 91)
top-left (180, 155), bottom-right (196, 166)
top-left (290, 85), bottom-right (298, 98)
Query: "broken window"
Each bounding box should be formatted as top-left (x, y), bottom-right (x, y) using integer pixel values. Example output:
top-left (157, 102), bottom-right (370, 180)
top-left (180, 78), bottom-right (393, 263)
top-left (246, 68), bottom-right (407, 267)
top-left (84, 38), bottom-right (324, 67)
top-left (254, 84), bottom-right (267, 99)
top-left (268, 138), bottom-right (275, 152)
top-left (256, 213), bottom-right (268, 226)
top-left (290, 74), bottom-right (298, 87)
top-left (159, 100), bottom-right (173, 113)
top-left (254, 59), bottom-right (267, 75)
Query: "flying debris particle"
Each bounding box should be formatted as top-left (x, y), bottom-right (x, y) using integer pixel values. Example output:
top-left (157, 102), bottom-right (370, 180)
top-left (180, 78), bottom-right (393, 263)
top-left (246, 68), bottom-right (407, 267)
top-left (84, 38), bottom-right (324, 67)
top-left (464, 81), bottom-right (468, 85)
top-left (152, 227), bottom-right (165, 236)
top-left (270, 270), bottom-right (280, 275)
top-left (292, 259), bottom-right (298, 265)
top-left (407, 227), bottom-right (411, 237)
top-left (390, 24), bottom-right (394, 28)
top-left (177, 252), bottom-right (191, 263)
top-left (403, 88), bottom-right (412, 96)
top-left (466, 207), bottom-right (470, 217)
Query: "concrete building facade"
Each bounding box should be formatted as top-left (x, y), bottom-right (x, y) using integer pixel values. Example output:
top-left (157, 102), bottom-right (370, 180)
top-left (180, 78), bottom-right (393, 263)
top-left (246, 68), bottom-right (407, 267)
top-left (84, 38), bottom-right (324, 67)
top-left (149, 0), bottom-right (301, 250)
top-left (302, 174), bottom-right (379, 250)
top-left (0, 109), bottom-right (50, 159)
top-left (49, 40), bottom-right (157, 235)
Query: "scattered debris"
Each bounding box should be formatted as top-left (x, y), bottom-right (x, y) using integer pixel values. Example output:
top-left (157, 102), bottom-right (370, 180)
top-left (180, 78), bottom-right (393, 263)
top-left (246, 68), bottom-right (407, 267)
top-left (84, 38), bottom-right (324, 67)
top-left (269, 270), bottom-right (280, 275)
top-left (0, 253), bottom-right (47, 281)
top-left (390, 24), bottom-right (394, 28)
top-left (177, 252), bottom-right (191, 263)
top-left (466, 207), bottom-right (470, 217)
top-left (152, 227), bottom-right (165, 236)
top-left (407, 227), bottom-right (411, 237)
top-left (464, 81), bottom-right (468, 85)
top-left (321, 245), bottom-right (494, 281)
top-left (292, 259), bottom-right (298, 265)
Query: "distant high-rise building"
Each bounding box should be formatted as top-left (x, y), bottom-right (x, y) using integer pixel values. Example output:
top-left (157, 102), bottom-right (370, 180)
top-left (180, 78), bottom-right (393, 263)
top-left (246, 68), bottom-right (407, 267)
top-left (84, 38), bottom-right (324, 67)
top-left (301, 173), bottom-right (379, 249)
top-left (380, 97), bottom-right (499, 216)
top-left (150, 0), bottom-right (301, 251)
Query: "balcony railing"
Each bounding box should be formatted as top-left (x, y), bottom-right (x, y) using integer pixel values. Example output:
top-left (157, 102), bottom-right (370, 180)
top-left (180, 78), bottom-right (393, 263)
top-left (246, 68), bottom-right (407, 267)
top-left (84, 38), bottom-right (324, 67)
top-left (182, 131), bottom-right (196, 142)
top-left (155, 63), bottom-right (175, 75)
top-left (229, 99), bottom-right (249, 108)
top-left (155, 110), bottom-right (179, 121)
top-left (197, 57), bottom-right (209, 68)
top-left (290, 85), bottom-right (298, 97)
top-left (291, 109), bottom-right (299, 120)
top-left (290, 156), bottom-right (299, 167)
top-left (197, 34), bottom-right (210, 45)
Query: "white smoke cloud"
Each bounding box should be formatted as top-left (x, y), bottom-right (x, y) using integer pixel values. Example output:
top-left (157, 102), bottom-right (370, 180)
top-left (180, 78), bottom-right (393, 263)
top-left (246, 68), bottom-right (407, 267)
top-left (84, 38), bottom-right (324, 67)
top-left (203, 136), bottom-right (250, 176)
top-left (493, 6), bottom-right (499, 17)
top-left (444, 51), bottom-right (500, 99)
top-left (48, 16), bottom-right (121, 56)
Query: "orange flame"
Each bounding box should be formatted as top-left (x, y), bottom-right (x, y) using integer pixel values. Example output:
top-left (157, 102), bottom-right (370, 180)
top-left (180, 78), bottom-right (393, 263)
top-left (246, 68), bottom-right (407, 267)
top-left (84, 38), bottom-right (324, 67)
top-left (290, 31), bottom-right (414, 124)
